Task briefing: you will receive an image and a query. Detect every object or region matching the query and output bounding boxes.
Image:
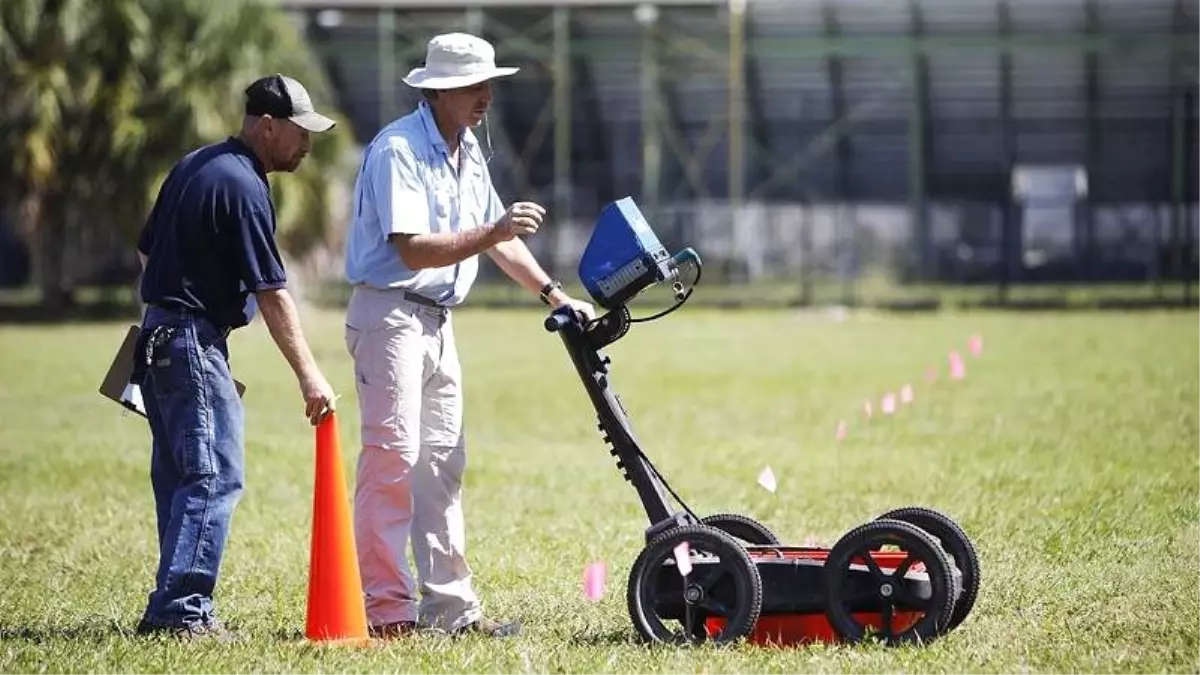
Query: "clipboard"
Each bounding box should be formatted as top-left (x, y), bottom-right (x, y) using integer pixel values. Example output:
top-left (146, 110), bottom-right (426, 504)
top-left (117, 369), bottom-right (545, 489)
top-left (99, 324), bottom-right (245, 418)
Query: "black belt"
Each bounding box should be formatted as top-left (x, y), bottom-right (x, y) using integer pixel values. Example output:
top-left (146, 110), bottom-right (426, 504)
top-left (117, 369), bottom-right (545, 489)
top-left (147, 303), bottom-right (233, 338)
top-left (402, 291), bottom-right (449, 310)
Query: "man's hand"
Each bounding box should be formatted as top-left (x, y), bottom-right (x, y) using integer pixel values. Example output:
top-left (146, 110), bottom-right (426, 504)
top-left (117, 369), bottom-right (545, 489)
top-left (299, 369), bottom-right (337, 426)
top-left (550, 292), bottom-right (596, 324)
top-left (493, 202), bottom-right (545, 242)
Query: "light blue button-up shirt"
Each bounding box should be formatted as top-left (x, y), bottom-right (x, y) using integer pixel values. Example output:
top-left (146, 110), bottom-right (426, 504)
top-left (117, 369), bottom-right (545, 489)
top-left (344, 101), bottom-right (505, 306)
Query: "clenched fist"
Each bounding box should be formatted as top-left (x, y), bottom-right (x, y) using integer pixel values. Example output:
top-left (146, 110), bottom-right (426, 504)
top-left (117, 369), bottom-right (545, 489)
top-left (493, 201), bottom-right (546, 241)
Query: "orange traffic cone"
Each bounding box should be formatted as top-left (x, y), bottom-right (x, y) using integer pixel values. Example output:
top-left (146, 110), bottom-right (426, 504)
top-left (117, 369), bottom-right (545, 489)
top-left (305, 411), bottom-right (370, 644)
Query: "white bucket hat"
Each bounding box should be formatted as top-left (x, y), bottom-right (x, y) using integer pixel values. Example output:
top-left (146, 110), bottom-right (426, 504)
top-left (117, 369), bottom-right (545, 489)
top-left (402, 33), bottom-right (519, 90)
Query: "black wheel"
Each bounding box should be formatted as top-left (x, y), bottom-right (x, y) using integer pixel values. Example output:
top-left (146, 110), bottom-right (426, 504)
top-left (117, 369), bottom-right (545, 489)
top-left (876, 506), bottom-right (980, 632)
top-left (700, 513), bottom-right (781, 546)
top-left (822, 519), bottom-right (956, 646)
top-left (627, 524), bottom-right (763, 645)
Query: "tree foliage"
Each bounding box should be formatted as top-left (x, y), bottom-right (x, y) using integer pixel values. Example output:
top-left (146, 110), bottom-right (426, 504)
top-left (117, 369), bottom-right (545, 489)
top-left (0, 0), bottom-right (355, 311)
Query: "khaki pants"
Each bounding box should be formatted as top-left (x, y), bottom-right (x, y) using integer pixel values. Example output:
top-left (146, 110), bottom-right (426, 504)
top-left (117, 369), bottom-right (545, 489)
top-left (344, 285), bottom-right (482, 632)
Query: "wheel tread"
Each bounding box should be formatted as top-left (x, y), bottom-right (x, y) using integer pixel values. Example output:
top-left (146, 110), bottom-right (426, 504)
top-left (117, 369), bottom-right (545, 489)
top-left (700, 513), bottom-right (781, 546)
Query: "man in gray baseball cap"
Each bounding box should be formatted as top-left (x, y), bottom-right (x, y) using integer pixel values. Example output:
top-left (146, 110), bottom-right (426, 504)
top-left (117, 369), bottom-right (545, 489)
top-left (132, 72), bottom-right (339, 640)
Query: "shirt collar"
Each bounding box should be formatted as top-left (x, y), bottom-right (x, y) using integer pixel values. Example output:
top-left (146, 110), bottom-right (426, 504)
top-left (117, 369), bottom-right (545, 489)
top-left (226, 135), bottom-right (268, 183)
top-left (417, 100), bottom-right (482, 163)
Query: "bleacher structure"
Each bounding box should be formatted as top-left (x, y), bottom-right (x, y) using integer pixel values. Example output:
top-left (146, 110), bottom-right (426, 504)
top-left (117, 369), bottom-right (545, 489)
top-left (283, 0), bottom-right (1198, 305)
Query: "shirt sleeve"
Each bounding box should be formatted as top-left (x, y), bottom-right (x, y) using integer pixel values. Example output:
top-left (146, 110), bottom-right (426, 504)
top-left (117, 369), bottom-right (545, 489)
top-left (233, 202), bottom-right (288, 292)
top-left (372, 144), bottom-right (430, 238)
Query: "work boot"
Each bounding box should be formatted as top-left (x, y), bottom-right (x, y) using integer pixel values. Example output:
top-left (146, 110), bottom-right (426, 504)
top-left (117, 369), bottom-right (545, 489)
top-left (369, 621), bottom-right (418, 639)
top-left (453, 617), bottom-right (521, 638)
top-left (136, 618), bottom-right (241, 643)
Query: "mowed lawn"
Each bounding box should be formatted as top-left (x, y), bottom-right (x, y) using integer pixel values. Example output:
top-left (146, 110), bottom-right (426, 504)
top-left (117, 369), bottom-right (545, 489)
top-left (0, 305), bottom-right (1196, 674)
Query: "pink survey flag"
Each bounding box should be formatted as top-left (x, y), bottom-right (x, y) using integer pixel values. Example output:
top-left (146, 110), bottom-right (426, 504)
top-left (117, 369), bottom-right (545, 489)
top-left (881, 392), bottom-right (897, 415)
top-left (757, 465), bottom-right (777, 493)
top-left (900, 384), bottom-right (914, 404)
top-left (673, 542), bottom-right (692, 576)
top-left (968, 334), bottom-right (984, 357)
top-left (583, 562), bottom-right (607, 602)
top-left (835, 419), bottom-right (847, 441)
top-left (949, 351), bottom-right (966, 380)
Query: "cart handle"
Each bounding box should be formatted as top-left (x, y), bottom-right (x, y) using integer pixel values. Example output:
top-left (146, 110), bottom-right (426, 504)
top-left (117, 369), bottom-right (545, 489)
top-left (544, 308), bottom-right (575, 333)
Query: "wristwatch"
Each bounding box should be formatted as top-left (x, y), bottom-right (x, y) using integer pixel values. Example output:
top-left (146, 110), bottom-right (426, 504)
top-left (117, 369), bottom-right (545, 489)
top-left (539, 280), bottom-right (563, 306)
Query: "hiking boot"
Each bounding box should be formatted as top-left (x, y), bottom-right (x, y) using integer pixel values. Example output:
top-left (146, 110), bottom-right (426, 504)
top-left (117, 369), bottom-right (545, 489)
top-left (453, 617), bottom-right (521, 638)
top-left (369, 621), bottom-right (418, 639)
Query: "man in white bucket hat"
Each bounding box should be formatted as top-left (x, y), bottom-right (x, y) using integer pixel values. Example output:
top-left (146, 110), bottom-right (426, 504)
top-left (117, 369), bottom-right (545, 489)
top-left (342, 32), bottom-right (595, 639)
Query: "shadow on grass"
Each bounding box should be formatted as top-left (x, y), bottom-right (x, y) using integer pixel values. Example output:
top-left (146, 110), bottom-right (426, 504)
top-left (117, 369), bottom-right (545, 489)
top-left (0, 619), bottom-right (134, 643)
top-left (2, 620), bottom-right (305, 644)
top-left (272, 627), bottom-right (306, 641)
top-left (565, 627), bottom-right (640, 647)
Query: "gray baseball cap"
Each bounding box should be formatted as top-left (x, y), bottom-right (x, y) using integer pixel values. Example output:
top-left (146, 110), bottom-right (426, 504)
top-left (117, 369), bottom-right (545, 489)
top-left (244, 74), bottom-right (336, 133)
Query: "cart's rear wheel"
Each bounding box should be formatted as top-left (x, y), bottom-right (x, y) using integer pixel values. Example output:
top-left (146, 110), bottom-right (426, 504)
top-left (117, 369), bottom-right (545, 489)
top-left (823, 519), bottom-right (956, 646)
top-left (700, 513), bottom-right (781, 546)
top-left (627, 524), bottom-right (762, 645)
top-left (876, 506), bottom-right (980, 631)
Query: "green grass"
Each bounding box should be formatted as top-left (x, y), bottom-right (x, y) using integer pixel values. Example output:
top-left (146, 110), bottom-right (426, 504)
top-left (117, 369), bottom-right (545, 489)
top-left (1, 306), bottom-right (1196, 673)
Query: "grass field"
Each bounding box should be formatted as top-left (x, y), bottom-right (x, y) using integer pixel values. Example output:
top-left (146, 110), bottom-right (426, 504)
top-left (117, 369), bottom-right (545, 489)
top-left (1, 306), bottom-right (1196, 673)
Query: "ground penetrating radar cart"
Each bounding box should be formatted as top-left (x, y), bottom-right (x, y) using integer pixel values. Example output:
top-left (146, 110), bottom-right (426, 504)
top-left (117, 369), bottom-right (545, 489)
top-left (544, 197), bottom-right (981, 646)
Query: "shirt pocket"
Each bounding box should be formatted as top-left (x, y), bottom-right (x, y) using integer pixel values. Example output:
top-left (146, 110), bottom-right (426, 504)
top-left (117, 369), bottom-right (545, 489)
top-left (464, 169), bottom-right (490, 227)
top-left (431, 185), bottom-right (455, 233)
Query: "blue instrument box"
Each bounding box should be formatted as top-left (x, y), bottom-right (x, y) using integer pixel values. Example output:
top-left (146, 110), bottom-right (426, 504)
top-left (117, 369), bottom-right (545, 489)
top-left (578, 197), bottom-right (673, 309)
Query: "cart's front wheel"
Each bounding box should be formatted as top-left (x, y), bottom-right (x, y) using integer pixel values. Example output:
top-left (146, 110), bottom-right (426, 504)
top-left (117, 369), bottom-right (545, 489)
top-left (627, 525), bottom-right (762, 645)
top-left (823, 519), bottom-right (956, 646)
top-left (700, 513), bottom-right (781, 546)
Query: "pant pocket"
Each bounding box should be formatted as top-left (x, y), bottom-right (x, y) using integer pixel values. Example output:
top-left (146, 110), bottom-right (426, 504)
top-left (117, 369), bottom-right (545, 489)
top-left (150, 328), bottom-right (198, 403)
top-left (177, 428), bottom-right (215, 477)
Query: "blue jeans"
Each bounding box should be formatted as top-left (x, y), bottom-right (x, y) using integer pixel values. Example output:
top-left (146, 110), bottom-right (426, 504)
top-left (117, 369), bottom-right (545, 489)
top-left (138, 306), bottom-right (245, 628)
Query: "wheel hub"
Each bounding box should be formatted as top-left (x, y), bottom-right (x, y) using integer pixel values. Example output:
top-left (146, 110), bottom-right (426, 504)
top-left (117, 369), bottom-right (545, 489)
top-left (879, 583), bottom-right (894, 598)
top-left (684, 584), bottom-right (704, 604)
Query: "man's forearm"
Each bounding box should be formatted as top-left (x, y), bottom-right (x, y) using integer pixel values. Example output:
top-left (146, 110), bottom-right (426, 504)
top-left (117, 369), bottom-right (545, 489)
top-left (255, 288), bottom-right (319, 381)
top-left (486, 238), bottom-right (563, 301)
top-left (391, 225), bottom-right (499, 270)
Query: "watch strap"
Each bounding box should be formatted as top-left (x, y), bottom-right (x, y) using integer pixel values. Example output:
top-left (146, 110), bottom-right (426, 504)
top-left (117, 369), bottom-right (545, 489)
top-left (539, 280), bottom-right (562, 305)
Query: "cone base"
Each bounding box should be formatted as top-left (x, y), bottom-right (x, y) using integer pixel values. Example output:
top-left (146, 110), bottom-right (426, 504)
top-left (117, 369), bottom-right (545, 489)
top-left (303, 636), bottom-right (377, 648)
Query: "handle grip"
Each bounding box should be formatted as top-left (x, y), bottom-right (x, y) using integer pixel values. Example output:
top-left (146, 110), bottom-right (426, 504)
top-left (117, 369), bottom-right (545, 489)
top-left (544, 310), bottom-right (573, 333)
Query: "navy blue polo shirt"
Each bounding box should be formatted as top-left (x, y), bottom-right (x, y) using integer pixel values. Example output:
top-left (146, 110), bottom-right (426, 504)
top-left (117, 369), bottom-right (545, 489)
top-left (137, 137), bottom-right (287, 330)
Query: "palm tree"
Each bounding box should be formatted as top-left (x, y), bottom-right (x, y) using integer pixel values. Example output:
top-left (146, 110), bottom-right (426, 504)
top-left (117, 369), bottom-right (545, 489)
top-left (0, 0), bottom-right (355, 315)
